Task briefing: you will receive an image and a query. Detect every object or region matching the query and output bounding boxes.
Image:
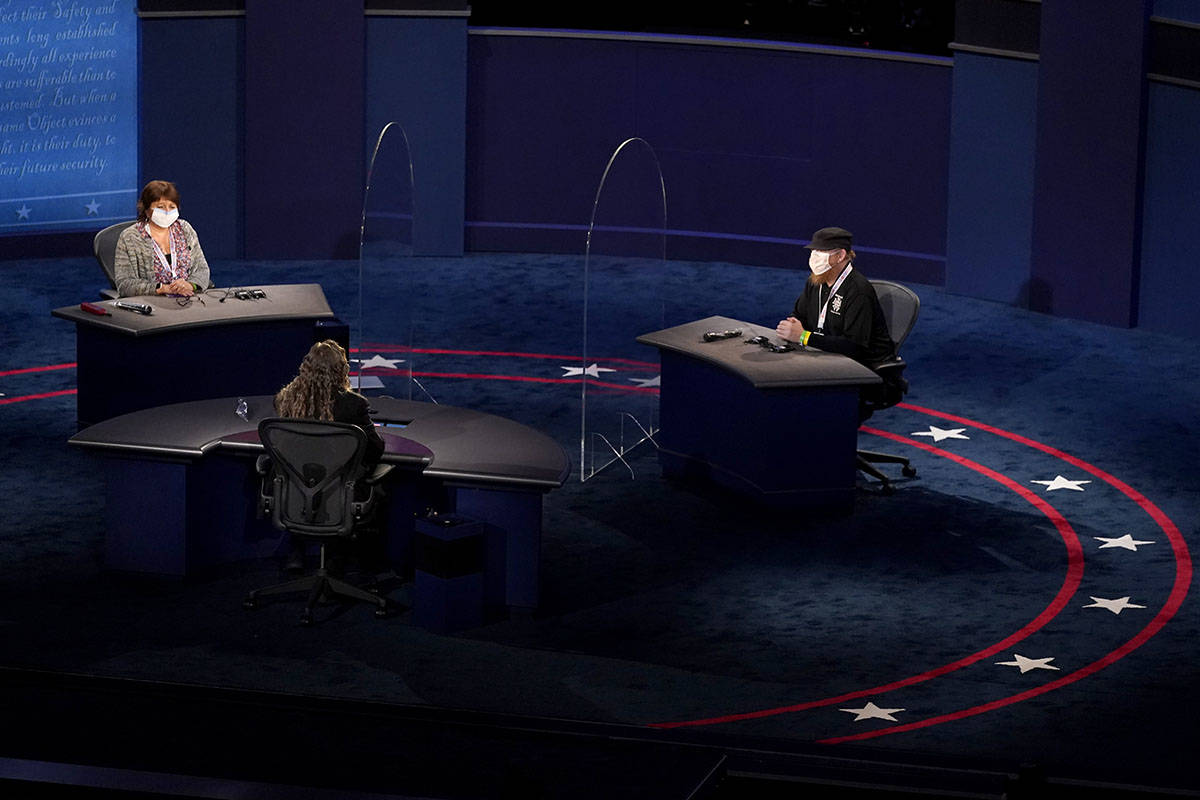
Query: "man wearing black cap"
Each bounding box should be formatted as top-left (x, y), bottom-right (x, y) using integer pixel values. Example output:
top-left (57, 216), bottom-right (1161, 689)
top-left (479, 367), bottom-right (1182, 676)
top-left (775, 226), bottom-right (895, 367)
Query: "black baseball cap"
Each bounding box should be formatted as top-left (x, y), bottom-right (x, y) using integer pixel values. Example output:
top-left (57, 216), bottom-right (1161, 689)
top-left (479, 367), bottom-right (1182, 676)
top-left (805, 226), bottom-right (853, 251)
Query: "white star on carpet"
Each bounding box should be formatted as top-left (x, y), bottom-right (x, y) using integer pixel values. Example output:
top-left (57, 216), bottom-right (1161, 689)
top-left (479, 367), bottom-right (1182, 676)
top-left (84, 199), bottom-right (101, 215)
top-left (16, 205), bottom-right (31, 220)
top-left (912, 425), bottom-right (969, 442)
top-left (1030, 475), bottom-right (1091, 492)
top-left (996, 654), bottom-right (1060, 673)
top-left (1094, 534), bottom-right (1155, 551)
top-left (561, 363), bottom-right (616, 378)
top-left (1083, 596), bottom-right (1147, 615)
top-left (354, 354), bottom-right (404, 370)
top-left (838, 702), bottom-right (905, 722)
top-left (629, 375), bottom-right (660, 388)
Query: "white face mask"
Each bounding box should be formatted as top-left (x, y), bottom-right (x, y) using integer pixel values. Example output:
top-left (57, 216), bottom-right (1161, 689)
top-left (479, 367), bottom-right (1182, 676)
top-left (150, 207), bottom-right (179, 228)
top-left (809, 250), bottom-right (833, 276)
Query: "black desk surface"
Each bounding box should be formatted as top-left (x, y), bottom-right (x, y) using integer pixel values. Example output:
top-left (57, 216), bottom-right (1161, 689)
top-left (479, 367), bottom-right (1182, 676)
top-left (637, 315), bottom-right (881, 389)
top-left (51, 284), bottom-right (333, 336)
top-left (69, 395), bottom-right (571, 491)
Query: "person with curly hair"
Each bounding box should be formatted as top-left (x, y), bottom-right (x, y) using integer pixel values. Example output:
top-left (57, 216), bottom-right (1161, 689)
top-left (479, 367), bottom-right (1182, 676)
top-left (274, 339), bottom-right (386, 572)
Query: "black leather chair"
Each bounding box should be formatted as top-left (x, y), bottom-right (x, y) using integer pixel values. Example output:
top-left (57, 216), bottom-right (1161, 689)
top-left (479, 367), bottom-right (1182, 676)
top-left (93, 220), bottom-right (135, 300)
top-left (243, 418), bottom-right (393, 625)
top-left (857, 280), bottom-right (921, 493)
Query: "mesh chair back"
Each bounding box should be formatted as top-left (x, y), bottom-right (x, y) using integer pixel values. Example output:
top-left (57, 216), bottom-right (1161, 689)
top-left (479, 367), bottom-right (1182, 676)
top-left (93, 220), bottom-right (135, 291)
top-left (871, 280), bottom-right (921, 349)
top-left (258, 419), bottom-right (367, 537)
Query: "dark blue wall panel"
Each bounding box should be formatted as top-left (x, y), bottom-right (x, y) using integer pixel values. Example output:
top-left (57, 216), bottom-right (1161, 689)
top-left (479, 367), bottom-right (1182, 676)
top-left (139, 17), bottom-right (243, 260)
top-left (1029, 1), bottom-right (1150, 327)
top-left (945, 52), bottom-right (1037, 304)
top-left (244, 0), bottom-right (363, 259)
top-left (465, 35), bottom-right (638, 248)
top-left (465, 34), bottom-right (951, 285)
top-left (1138, 82), bottom-right (1200, 339)
top-left (366, 17), bottom-right (467, 256)
top-left (1153, 0), bottom-right (1200, 23)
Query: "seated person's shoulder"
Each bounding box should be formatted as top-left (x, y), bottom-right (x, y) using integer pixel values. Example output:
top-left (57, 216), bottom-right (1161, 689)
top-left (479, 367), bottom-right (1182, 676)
top-left (333, 388), bottom-right (370, 415)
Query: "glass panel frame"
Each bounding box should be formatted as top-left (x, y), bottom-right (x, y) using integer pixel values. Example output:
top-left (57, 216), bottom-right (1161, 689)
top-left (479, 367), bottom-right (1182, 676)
top-left (356, 122), bottom-right (418, 399)
top-left (580, 137), bottom-right (668, 481)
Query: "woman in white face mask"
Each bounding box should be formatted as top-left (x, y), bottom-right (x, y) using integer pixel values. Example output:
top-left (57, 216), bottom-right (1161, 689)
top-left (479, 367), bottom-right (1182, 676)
top-left (112, 179), bottom-right (212, 298)
top-left (775, 226), bottom-right (895, 367)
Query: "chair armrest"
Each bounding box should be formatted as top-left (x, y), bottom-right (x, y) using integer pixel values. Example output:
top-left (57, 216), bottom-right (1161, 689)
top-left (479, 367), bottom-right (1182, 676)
top-left (363, 463), bottom-right (395, 484)
top-left (255, 455), bottom-right (272, 476)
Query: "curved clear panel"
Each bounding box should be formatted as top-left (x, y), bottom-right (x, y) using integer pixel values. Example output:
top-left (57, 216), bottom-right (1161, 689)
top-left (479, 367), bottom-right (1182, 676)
top-left (580, 138), bottom-right (667, 481)
top-left (359, 126), bottom-right (582, 444)
top-left (356, 122), bottom-right (416, 398)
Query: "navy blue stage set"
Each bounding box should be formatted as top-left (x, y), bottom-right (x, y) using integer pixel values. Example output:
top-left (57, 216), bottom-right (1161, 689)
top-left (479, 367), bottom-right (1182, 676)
top-left (3, 1), bottom-right (1200, 798)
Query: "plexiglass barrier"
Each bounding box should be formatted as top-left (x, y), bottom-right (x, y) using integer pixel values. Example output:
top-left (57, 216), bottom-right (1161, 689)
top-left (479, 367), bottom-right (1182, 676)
top-left (356, 122), bottom-right (417, 398)
top-left (580, 138), bottom-right (668, 481)
top-left (357, 122), bottom-right (584, 446)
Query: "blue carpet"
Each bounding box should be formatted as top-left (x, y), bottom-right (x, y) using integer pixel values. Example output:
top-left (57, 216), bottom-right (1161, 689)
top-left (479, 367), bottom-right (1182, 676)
top-left (1, 253), bottom-right (1197, 791)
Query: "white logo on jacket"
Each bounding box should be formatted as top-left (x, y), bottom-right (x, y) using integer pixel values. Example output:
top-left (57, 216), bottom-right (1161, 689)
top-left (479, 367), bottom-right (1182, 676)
top-left (830, 294), bottom-right (844, 314)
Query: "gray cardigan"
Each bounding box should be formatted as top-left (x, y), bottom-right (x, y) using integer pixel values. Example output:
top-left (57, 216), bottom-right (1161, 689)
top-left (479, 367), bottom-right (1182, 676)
top-left (113, 220), bottom-right (212, 297)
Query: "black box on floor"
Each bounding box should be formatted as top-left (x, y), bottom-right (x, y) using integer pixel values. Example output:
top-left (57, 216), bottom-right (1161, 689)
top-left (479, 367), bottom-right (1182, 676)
top-left (413, 515), bottom-right (485, 633)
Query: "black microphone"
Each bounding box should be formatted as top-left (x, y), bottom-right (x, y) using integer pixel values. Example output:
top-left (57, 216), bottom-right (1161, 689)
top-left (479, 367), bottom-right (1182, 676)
top-left (114, 300), bottom-right (153, 315)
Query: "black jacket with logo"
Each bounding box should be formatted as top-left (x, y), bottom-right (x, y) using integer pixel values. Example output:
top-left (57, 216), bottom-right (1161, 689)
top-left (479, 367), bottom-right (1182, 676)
top-left (792, 266), bottom-right (895, 367)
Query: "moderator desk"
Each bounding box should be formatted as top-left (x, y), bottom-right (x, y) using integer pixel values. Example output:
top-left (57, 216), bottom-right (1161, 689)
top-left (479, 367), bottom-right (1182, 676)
top-left (52, 284), bottom-right (341, 427)
top-left (637, 315), bottom-right (882, 509)
top-left (68, 395), bottom-right (571, 609)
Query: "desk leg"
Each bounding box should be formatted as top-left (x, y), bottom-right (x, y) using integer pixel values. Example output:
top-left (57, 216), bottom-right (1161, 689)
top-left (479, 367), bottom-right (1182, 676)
top-left (105, 459), bottom-right (189, 576)
top-left (103, 455), bottom-right (278, 577)
top-left (452, 487), bottom-right (543, 610)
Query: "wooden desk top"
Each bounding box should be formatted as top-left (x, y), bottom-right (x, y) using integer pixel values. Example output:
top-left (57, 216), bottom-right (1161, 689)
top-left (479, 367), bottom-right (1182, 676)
top-left (51, 284), bottom-right (334, 337)
top-left (637, 316), bottom-right (882, 389)
top-left (69, 395), bottom-right (571, 491)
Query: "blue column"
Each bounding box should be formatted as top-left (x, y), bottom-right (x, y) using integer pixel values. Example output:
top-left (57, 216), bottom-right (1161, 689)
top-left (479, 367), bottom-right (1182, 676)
top-left (140, 16), bottom-right (244, 260)
top-left (1029, 1), bottom-right (1150, 327)
top-left (944, 52), bottom-right (1038, 305)
top-left (366, 15), bottom-right (467, 256)
top-left (244, 0), bottom-right (364, 258)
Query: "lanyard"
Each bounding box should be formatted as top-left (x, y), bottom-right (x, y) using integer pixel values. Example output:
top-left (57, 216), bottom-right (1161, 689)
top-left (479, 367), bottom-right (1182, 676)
top-left (149, 229), bottom-right (184, 283)
top-left (816, 264), bottom-right (853, 331)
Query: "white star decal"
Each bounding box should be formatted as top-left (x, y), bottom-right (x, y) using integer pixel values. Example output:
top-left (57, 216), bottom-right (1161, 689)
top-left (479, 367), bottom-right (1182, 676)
top-left (912, 425), bottom-right (969, 442)
top-left (354, 354), bottom-right (404, 370)
top-left (996, 654), bottom-right (1061, 674)
top-left (85, 199), bottom-right (101, 215)
top-left (16, 204), bottom-right (32, 220)
top-left (1030, 475), bottom-right (1091, 492)
top-left (1083, 596), bottom-right (1147, 615)
top-left (1094, 534), bottom-right (1155, 552)
top-left (629, 375), bottom-right (660, 388)
top-left (839, 702), bottom-right (905, 722)
top-left (561, 363), bottom-right (616, 378)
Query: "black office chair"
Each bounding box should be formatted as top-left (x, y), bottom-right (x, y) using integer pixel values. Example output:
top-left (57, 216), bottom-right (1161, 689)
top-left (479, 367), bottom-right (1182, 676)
top-left (857, 280), bottom-right (921, 493)
top-left (93, 220), bottom-right (135, 300)
top-left (243, 418), bottom-right (393, 625)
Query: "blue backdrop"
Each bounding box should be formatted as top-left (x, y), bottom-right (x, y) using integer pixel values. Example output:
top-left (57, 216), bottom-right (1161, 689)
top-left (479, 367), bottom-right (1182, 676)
top-left (0, 0), bottom-right (137, 234)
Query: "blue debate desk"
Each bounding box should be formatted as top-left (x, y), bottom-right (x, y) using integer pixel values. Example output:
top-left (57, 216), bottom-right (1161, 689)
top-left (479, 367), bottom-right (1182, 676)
top-left (52, 284), bottom-right (339, 427)
top-left (68, 395), bottom-right (571, 610)
top-left (637, 316), bottom-right (882, 510)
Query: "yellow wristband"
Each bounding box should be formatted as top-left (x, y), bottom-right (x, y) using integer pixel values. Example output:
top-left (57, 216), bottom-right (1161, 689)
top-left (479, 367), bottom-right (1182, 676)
top-left (800, 330), bottom-right (811, 346)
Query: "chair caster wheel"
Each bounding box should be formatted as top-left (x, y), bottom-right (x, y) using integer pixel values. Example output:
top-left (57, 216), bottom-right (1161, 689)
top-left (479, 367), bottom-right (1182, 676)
top-left (881, 482), bottom-right (895, 495)
top-left (902, 465), bottom-right (917, 477)
top-left (300, 613), bottom-right (313, 627)
top-left (243, 598), bottom-right (257, 610)
top-left (374, 605), bottom-right (390, 619)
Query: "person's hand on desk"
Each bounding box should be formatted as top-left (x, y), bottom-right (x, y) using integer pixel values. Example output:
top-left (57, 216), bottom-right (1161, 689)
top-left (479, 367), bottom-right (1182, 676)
top-left (156, 278), bottom-right (195, 297)
top-left (776, 316), bottom-right (808, 344)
